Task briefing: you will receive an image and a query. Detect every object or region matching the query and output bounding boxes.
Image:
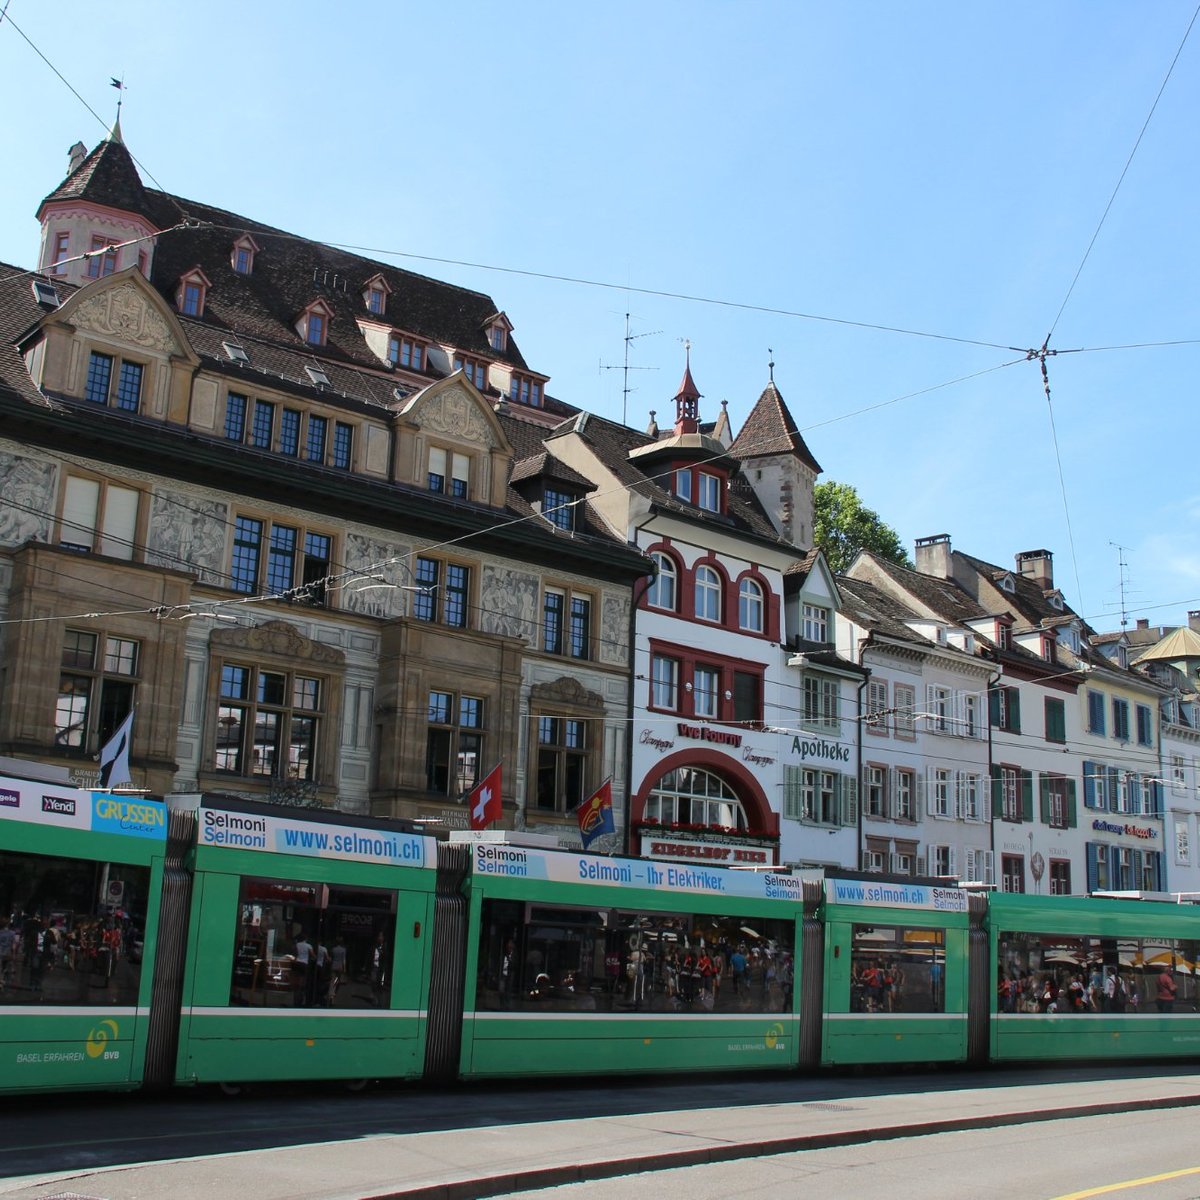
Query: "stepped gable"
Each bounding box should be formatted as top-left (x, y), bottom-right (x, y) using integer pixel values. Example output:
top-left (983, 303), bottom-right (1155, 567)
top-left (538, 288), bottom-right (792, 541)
top-left (558, 410), bottom-right (788, 546)
top-left (728, 381), bottom-right (820, 473)
top-left (39, 137), bottom-right (154, 221)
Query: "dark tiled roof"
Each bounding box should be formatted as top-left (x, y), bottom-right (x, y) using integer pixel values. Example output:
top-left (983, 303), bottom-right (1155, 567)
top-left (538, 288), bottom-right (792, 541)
top-left (784, 548), bottom-right (821, 580)
top-left (40, 138), bottom-right (154, 221)
top-left (554, 409), bottom-right (789, 546)
top-left (509, 451), bottom-right (596, 492)
top-left (0, 264), bottom-right (70, 409)
top-left (835, 574), bottom-right (934, 645)
top-left (864, 553), bottom-right (988, 624)
top-left (728, 382), bottom-right (821, 473)
top-left (956, 551), bottom-right (1085, 631)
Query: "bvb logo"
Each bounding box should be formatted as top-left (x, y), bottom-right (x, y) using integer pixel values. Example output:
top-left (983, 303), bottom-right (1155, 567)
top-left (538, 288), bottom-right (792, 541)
top-left (764, 1022), bottom-right (785, 1050)
top-left (86, 1018), bottom-right (119, 1058)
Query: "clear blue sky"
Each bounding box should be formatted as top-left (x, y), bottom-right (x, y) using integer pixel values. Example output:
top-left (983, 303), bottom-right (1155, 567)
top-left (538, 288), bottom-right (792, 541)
top-left (2, 3), bottom-right (1197, 632)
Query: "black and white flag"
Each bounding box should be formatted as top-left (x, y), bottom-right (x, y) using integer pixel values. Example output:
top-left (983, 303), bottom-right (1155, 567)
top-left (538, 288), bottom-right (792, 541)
top-left (98, 711), bottom-right (134, 789)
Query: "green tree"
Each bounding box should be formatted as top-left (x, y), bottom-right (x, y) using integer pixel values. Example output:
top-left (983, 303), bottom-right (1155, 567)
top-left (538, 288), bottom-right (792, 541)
top-left (813, 481), bottom-right (910, 573)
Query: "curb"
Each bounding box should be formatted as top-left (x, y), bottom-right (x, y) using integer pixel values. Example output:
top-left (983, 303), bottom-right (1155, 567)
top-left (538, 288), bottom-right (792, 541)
top-left (363, 1092), bottom-right (1200, 1200)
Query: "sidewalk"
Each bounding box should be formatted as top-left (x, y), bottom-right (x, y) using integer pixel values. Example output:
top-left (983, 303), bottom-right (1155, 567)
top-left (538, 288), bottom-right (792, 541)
top-left (4, 1074), bottom-right (1200, 1200)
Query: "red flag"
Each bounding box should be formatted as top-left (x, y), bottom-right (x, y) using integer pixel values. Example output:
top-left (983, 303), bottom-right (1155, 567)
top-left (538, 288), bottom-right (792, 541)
top-left (467, 762), bottom-right (503, 830)
top-left (576, 778), bottom-right (615, 849)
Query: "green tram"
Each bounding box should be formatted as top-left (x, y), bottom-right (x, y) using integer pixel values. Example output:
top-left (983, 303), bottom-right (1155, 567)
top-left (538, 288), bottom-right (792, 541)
top-left (0, 777), bottom-right (171, 1093)
top-left (458, 840), bottom-right (808, 1078)
top-left (4, 772), bottom-right (1200, 1096)
top-left (990, 891), bottom-right (1200, 1063)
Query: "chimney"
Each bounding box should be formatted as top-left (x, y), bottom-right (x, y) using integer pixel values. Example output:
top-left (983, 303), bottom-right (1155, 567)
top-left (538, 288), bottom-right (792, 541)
top-left (915, 534), bottom-right (952, 579)
top-left (1136, 618), bottom-right (1149, 631)
top-left (1189, 610), bottom-right (1200, 633)
top-left (67, 141), bottom-right (87, 175)
top-left (1015, 549), bottom-right (1054, 591)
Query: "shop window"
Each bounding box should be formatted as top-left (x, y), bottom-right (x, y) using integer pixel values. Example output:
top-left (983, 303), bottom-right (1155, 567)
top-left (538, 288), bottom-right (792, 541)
top-left (426, 691), bottom-right (483, 795)
top-left (645, 766), bottom-right (747, 830)
top-left (0, 848), bottom-right (151, 1007)
top-left (215, 664), bottom-right (323, 780)
top-left (228, 876), bottom-right (397, 1009)
top-left (54, 629), bottom-right (138, 753)
top-left (230, 516), bottom-right (332, 606)
top-left (412, 557), bottom-right (470, 627)
top-left (647, 552), bottom-right (677, 611)
top-left (60, 474), bottom-right (140, 560)
top-left (738, 578), bottom-right (764, 632)
top-left (850, 925), bottom-right (945, 1014)
top-left (473, 897), bottom-right (794, 1014)
top-left (535, 716), bottom-right (588, 812)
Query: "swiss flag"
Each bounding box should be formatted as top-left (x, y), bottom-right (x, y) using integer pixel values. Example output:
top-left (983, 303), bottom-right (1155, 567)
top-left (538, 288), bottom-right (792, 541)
top-left (467, 762), bottom-right (503, 830)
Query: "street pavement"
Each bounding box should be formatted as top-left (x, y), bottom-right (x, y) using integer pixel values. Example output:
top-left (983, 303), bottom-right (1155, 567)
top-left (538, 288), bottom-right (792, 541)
top-left (3, 1072), bottom-right (1200, 1200)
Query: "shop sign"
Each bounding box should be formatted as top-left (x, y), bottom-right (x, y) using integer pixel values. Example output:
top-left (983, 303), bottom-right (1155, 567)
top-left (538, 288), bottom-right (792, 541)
top-left (471, 842), bottom-right (803, 901)
top-left (827, 877), bottom-right (968, 913)
top-left (1091, 819), bottom-right (1159, 840)
top-left (676, 722), bottom-right (742, 747)
top-left (0, 776), bottom-right (166, 841)
top-left (641, 833), bottom-right (771, 866)
top-left (198, 804), bottom-right (435, 867)
top-left (639, 729), bottom-right (676, 754)
top-left (742, 746), bottom-right (775, 768)
top-left (789, 736), bottom-right (852, 764)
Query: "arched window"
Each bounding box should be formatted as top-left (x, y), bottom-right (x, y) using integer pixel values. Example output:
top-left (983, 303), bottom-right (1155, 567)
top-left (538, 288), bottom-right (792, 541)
top-left (647, 551), bottom-right (677, 610)
top-left (738, 577), bottom-right (764, 632)
top-left (695, 564), bottom-right (721, 622)
top-left (645, 766), bottom-right (747, 830)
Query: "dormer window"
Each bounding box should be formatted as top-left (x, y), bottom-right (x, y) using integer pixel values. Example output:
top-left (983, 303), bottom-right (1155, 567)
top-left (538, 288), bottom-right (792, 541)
top-left (999, 574), bottom-right (1016, 593)
top-left (454, 355), bottom-right (488, 390)
top-left (674, 469), bottom-right (692, 502)
top-left (362, 274), bottom-right (390, 316)
top-left (175, 268), bottom-right (211, 318)
top-left (297, 299), bottom-right (334, 347)
top-left (486, 312), bottom-right (512, 353)
top-left (997, 623), bottom-right (1011, 650)
top-left (543, 486), bottom-right (576, 532)
top-left (697, 471), bottom-right (721, 513)
top-left (509, 373), bottom-right (543, 407)
top-left (388, 335), bottom-right (426, 371)
top-left (231, 235), bottom-right (259, 275)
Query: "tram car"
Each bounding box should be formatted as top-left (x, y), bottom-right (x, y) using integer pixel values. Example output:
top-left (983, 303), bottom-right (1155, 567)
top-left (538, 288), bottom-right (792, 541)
top-left (2, 774), bottom-right (1199, 1096)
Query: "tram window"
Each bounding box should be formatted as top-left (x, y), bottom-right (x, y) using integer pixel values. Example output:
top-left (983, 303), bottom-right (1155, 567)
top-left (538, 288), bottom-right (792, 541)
top-left (849, 925), bottom-right (946, 1014)
top-left (0, 849), bottom-right (150, 1007)
top-left (998, 932), bottom-right (1200, 1015)
top-left (474, 898), bottom-right (795, 1015)
top-left (228, 876), bottom-right (397, 1009)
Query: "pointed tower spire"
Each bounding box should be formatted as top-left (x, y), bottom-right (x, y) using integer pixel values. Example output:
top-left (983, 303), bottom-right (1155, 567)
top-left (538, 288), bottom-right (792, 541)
top-left (673, 341), bottom-right (701, 435)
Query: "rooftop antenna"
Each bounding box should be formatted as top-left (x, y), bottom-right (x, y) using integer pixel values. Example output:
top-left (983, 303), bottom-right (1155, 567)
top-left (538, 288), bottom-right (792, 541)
top-left (1110, 542), bottom-right (1131, 629)
top-left (599, 312), bottom-right (659, 427)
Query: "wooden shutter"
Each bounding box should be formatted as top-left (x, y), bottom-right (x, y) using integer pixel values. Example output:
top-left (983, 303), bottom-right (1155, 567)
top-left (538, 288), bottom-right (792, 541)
top-left (1020, 770), bottom-right (1034, 823)
top-left (1066, 779), bottom-right (1078, 829)
top-left (1039, 774), bottom-right (1051, 825)
top-left (841, 775), bottom-right (858, 826)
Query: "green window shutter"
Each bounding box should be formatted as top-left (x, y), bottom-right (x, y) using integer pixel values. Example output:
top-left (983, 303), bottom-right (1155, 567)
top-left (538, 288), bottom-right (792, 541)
top-left (1020, 770), bottom-right (1034, 822)
top-left (1039, 775), bottom-right (1051, 825)
top-left (1009, 688), bottom-right (1021, 733)
top-left (841, 776), bottom-right (858, 826)
top-left (1066, 779), bottom-right (1078, 828)
top-left (992, 773), bottom-right (1004, 818)
top-left (989, 687), bottom-right (1001, 727)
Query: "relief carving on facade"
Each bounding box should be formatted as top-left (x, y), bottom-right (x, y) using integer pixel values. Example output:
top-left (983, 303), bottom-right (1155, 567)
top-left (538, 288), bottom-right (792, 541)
top-left (0, 453), bottom-right (55, 545)
top-left (145, 492), bottom-right (228, 585)
top-left (343, 532), bottom-right (405, 619)
top-left (530, 675), bottom-right (604, 711)
top-left (479, 564), bottom-right (537, 640)
top-left (71, 282), bottom-right (176, 353)
top-left (417, 385), bottom-right (494, 447)
top-left (211, 619), bottom-right (345, 666)
top-left (599, 594), bottom-right (629, 666)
